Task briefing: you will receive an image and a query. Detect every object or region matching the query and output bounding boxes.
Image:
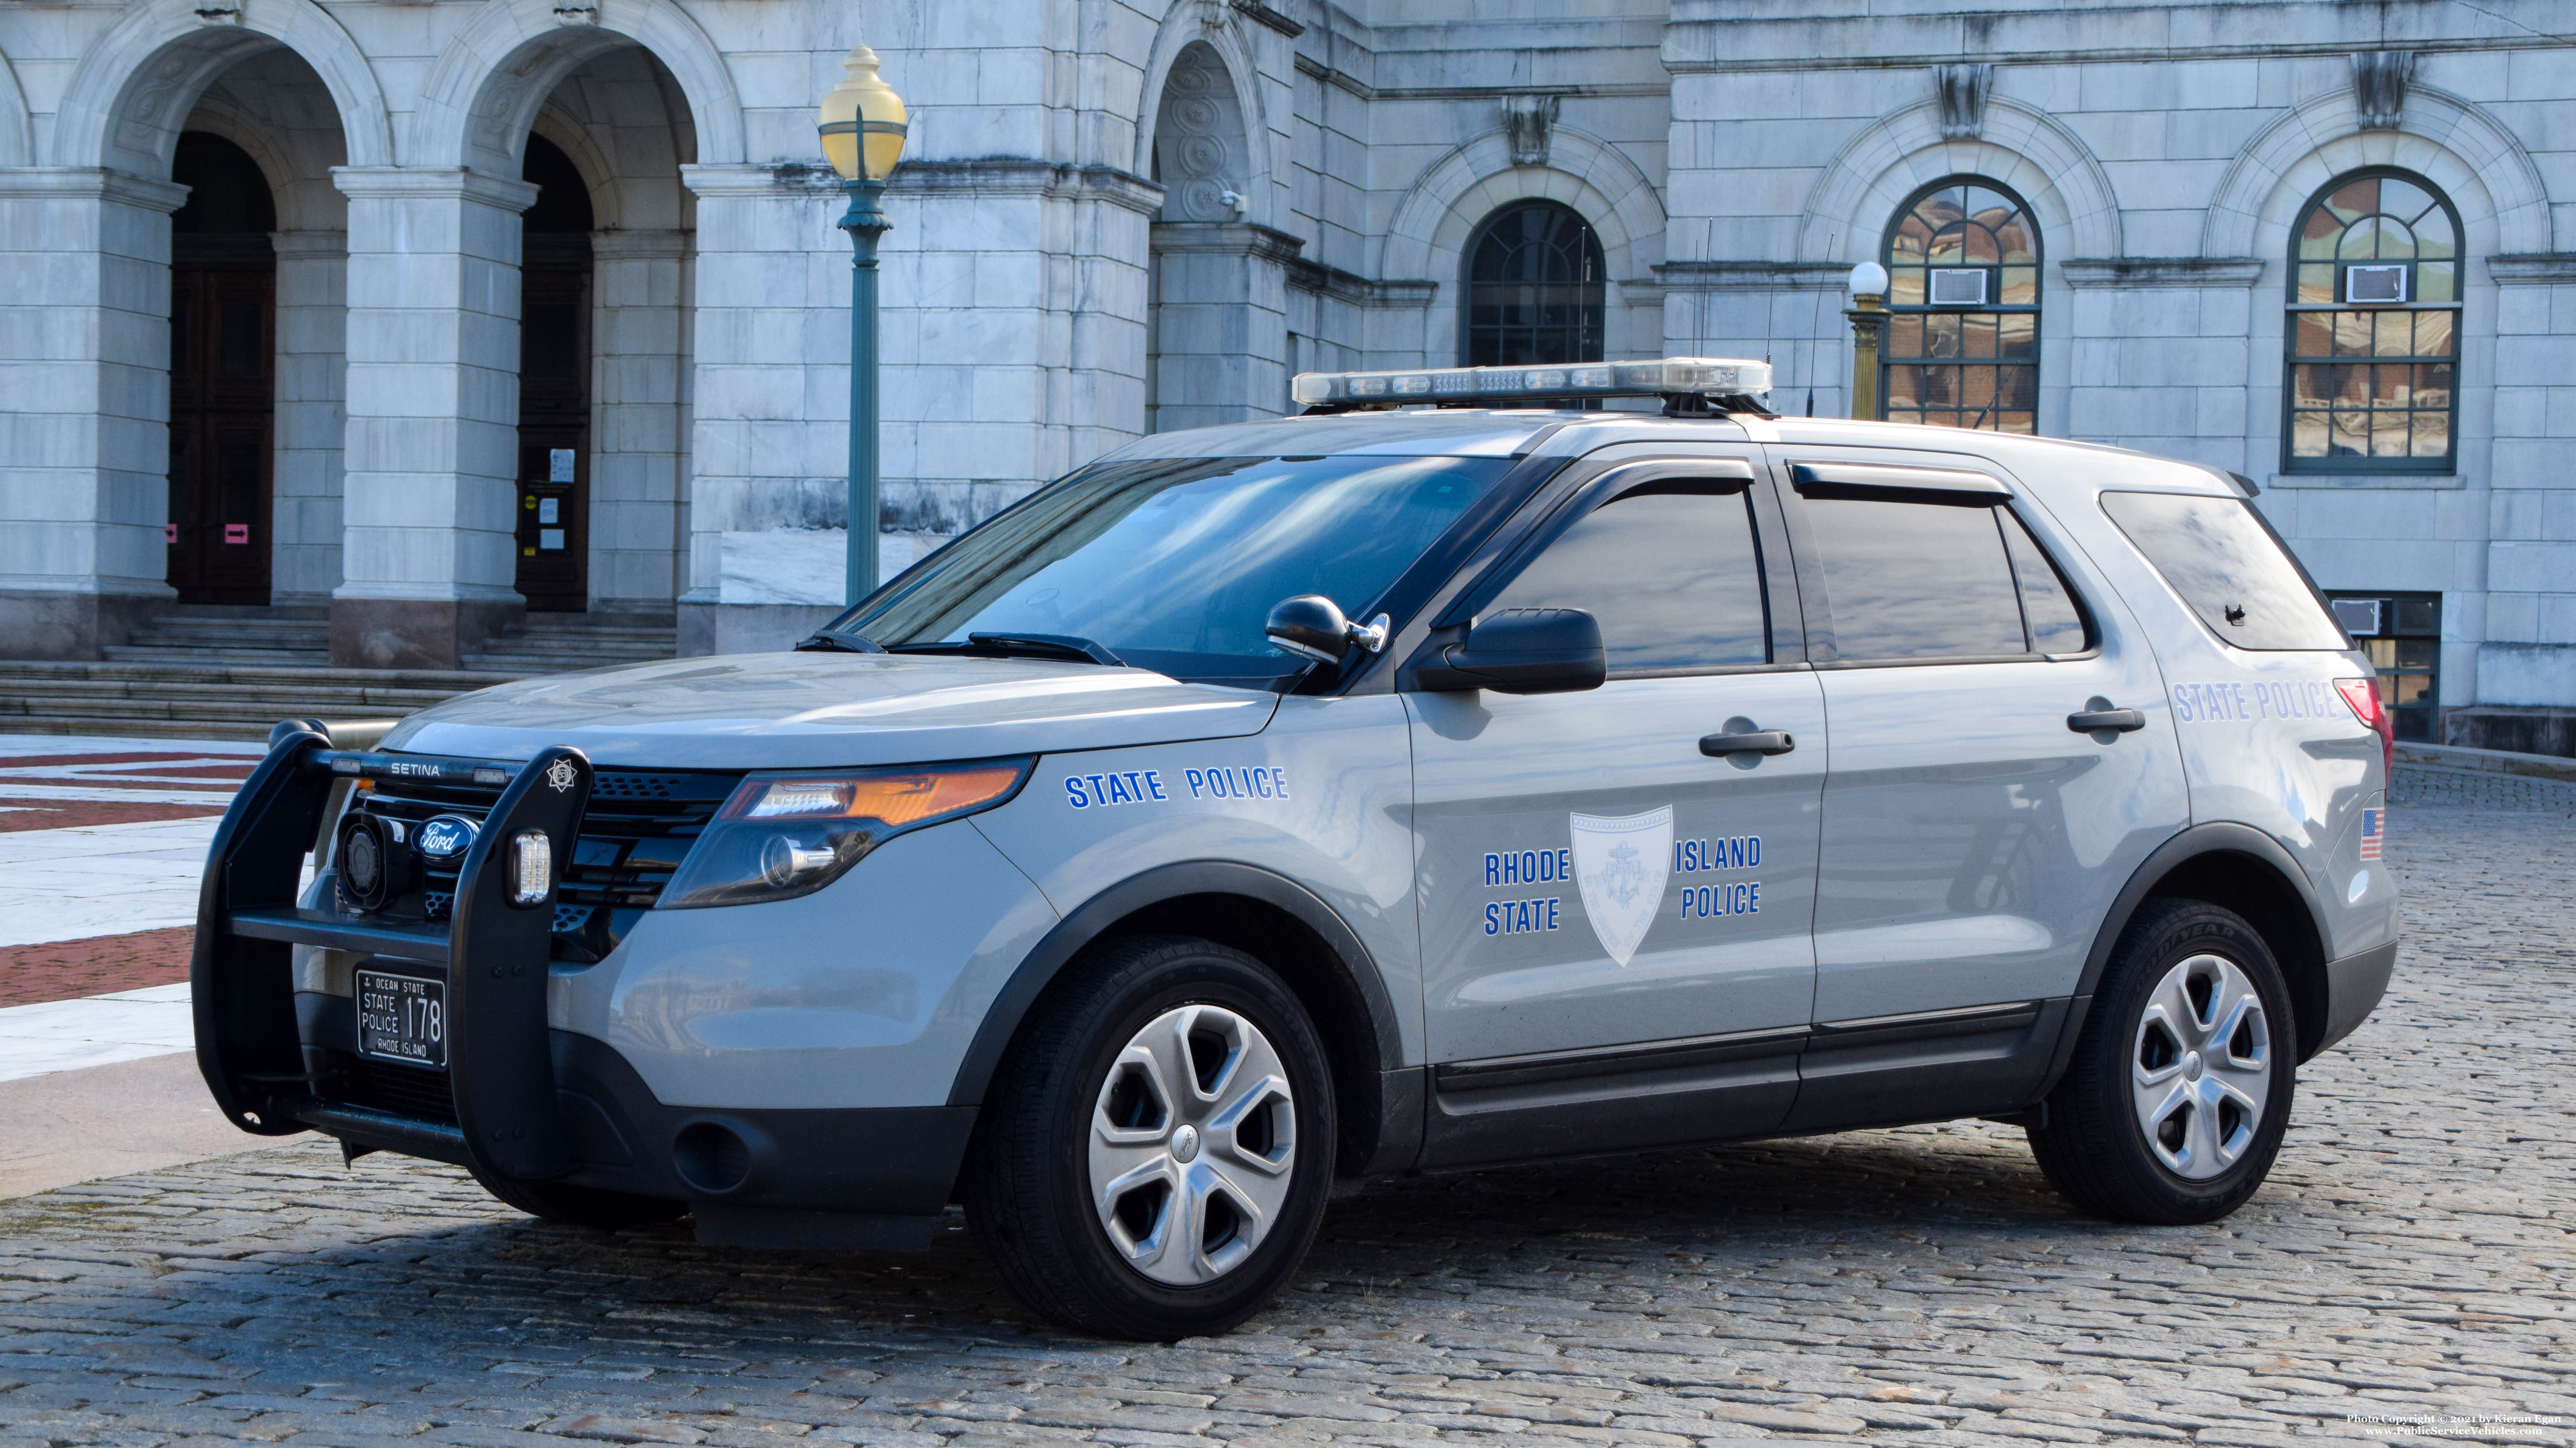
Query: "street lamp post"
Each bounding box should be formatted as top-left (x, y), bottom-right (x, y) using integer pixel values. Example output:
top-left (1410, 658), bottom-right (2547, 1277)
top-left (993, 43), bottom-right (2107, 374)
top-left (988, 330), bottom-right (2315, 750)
top-left (1844, 261), bottom-right (1889, 422)
top-left (817, 45), bottom-right (908, 605)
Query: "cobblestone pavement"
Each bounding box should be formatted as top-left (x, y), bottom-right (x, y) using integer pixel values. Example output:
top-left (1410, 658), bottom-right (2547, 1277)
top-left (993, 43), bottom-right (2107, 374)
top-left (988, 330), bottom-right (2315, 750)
top-left (3, 802), bottom-right (2570, 1448)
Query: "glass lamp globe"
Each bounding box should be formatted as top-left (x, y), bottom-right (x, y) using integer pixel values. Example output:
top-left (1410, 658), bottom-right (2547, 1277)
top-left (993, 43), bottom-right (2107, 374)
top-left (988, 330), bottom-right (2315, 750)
top-left (819, 45), bottom-right (908, 182)
top-left (1848, 261), bottom-right (1890, 300)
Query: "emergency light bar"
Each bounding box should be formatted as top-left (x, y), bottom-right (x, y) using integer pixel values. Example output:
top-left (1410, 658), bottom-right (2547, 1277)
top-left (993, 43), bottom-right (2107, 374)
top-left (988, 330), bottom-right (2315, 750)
top-left (1291, 357), bottom-right (1773, 409)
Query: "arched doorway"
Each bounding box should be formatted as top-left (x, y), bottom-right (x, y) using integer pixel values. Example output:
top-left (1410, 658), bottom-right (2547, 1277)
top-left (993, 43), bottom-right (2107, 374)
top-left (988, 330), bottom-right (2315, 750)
top-left (167, 131), bottom-right (277, 605)
top-left (515, 133), bottom-right (593, 613)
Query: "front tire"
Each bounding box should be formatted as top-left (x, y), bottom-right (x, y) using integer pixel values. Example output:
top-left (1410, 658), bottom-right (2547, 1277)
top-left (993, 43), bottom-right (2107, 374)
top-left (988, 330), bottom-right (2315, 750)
top-left (964, 934), bottom-right (1336, 1339)
top-left (2029, 899), bottom-right (2296, 1224)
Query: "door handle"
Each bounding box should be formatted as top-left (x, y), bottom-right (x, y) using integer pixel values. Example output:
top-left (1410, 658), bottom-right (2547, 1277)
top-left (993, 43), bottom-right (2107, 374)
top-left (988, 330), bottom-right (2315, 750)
top-left (1701, 729), bottom-right (1795, 757)
top-left (2067, 708), bottom-right (2147, 733)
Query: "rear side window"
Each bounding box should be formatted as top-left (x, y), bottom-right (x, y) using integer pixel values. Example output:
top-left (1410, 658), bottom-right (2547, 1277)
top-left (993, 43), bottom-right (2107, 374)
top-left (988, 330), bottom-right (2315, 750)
top-left (2100, 491), bottom-right (2347, 651)
top-left (2002, 512), bottom-right (2089, 654)
top-left (1487, 487), bottom-right (1770, 672)
top-left (1799, 494), bottom-right (2028, 660)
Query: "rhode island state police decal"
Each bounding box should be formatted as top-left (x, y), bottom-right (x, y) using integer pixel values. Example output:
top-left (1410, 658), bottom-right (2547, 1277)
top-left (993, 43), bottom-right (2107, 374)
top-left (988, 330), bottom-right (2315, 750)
top-left (1569, 806), bottom-right (1672, 967)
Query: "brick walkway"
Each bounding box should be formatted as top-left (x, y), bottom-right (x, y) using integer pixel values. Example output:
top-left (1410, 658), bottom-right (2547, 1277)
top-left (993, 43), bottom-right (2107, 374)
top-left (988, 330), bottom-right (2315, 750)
top-left (0, 802), bottom-right (2569, 1446)
top-left (0, 926), bottom-right (192, 1008)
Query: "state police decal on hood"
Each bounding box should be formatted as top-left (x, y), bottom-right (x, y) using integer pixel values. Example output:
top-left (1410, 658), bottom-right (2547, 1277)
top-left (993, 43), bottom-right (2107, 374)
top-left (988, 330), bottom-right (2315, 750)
top-left (1571, 807), bottom-right (1672, 967)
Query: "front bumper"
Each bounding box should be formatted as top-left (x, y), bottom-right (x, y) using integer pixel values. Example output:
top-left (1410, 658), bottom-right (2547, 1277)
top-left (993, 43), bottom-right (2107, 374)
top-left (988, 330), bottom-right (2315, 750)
top-left (195, 728), bottom-right (972, 1249)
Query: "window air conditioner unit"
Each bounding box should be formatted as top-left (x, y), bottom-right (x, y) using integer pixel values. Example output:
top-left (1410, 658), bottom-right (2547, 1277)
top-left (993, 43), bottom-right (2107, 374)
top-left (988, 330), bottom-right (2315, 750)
top-left (2330, 598), bottom-right (2383, 637)
top-left (2345, 265), bottom-right (2407, 304)
top-left (1928, 268), bottom-right (1989, 306)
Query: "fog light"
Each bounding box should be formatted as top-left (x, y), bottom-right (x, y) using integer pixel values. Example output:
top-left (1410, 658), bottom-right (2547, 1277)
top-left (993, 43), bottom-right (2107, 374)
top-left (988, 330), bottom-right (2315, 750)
top-left (510, 830), bottom-right (552, 906)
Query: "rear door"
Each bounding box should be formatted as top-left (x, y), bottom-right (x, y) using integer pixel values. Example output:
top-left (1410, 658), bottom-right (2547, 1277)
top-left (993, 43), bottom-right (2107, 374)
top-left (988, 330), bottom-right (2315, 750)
top-left (1405, 451), bottom-right (1824, 1165)
top-left (1767, 446), bottom-right (2189, 1132)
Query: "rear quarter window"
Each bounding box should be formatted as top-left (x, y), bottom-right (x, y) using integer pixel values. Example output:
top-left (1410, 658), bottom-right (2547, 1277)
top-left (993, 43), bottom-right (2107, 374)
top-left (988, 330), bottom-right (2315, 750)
top-left (2100, 491), bottom-right (2348, 651)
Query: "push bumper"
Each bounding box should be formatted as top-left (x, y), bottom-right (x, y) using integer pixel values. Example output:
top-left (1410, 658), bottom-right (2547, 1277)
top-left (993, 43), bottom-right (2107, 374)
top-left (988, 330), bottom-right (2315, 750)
top-left (195, 728), bottom-right (975, 1248)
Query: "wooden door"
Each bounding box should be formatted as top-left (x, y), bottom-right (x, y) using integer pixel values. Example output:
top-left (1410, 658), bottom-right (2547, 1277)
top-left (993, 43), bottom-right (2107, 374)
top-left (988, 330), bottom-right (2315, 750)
top-left (168, 178), bottom-right (276, 605)
top-left (513, 235), bottom-right (592, 611)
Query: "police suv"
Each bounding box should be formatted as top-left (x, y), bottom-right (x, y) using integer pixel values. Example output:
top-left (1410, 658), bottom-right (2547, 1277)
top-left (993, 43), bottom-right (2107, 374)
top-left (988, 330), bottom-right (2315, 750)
top-left (196, 358), bottom-right (2398, 1340)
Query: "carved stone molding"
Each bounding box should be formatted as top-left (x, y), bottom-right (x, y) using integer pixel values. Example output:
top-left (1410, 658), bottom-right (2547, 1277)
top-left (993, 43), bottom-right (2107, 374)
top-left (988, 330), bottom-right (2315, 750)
top-left (2354, 51), bottom-right (2413, 130)
top-left (2488, 253), bottom-right (2576, 284)
top-left (1155, 41), bottom-right (1249, 223)
top-left (1285, 259), bottom-right (1436, 309)
top-left (1936, 62), bottom-right (1991, 140)
top-left (1501, 94), bottom-right (1558, 167)
top-left (2059, 257), bottom-right (2264, 289)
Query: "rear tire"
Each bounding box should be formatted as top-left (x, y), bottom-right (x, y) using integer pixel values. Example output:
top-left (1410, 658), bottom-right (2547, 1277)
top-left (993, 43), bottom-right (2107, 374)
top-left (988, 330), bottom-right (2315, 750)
top-left (469, 1165), bottom-right (687, 1231)
top-left (964, 934), bottom-right (1336, 1340)
top-left (2028, 899), bottom-right (2295, 1224)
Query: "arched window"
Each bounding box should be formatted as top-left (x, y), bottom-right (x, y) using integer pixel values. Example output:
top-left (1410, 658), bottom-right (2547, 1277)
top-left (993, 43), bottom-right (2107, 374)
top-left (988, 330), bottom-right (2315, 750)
top-left (2285, 170), bottom-right (2460, 472)
top-left (1463, 201), bottom-right (1604, 367)
top-left (1881, 178), bottom-right (2040, 433)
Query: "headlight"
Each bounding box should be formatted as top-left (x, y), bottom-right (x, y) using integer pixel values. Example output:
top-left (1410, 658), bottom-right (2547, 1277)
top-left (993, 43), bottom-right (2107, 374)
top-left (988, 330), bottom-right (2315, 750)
top-left (659, 759), bottom-right (1032, 909)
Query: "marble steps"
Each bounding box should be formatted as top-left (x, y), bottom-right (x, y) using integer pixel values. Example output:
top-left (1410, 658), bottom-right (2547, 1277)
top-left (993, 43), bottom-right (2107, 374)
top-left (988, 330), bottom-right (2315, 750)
top-left (0, 661), bottom-right (521, 742)
top-left (460, 613), bottom-right (679, 674)
top-left (105, 604), bottom-right (332, 667)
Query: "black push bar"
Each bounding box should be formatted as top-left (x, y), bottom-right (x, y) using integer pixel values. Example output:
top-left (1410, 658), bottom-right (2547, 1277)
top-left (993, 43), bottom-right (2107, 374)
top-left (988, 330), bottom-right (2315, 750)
top-left (192, 726), bottom-right (595, 1184)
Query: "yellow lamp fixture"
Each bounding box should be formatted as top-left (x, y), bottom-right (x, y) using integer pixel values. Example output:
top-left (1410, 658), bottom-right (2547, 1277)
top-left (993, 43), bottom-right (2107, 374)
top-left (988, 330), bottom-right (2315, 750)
top-left (818, 44), bottom-right (908, 183)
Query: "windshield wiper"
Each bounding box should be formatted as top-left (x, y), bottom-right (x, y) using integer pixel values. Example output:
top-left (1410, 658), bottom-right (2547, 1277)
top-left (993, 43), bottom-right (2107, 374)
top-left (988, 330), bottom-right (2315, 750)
top-left (892, 632), bottom-right (1127, 667)
top-left (794, 631), bottom-right (885, 654)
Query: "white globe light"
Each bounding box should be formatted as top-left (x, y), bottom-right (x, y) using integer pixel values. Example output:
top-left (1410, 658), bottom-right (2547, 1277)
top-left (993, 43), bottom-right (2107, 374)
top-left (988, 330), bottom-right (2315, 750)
top-left (1848, 261), bottom-right (1890, 299)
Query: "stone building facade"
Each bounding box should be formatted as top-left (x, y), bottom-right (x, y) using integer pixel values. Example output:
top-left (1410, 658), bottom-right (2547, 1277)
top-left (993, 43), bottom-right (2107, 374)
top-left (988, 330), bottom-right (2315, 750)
top-left (0, 0), bottom-right (2568, 743)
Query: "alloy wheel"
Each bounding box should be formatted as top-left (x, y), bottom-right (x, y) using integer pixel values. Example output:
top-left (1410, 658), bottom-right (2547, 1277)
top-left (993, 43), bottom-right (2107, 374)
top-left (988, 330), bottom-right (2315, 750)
top-left (1086, 1003), bottom-right (1297, 1285)
top-left (2130, 951), bottom-right (2273, 1179)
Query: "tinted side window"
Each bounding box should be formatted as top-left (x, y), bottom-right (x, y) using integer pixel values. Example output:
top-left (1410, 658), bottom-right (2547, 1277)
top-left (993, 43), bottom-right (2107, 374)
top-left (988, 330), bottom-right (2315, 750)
top-left (2002, 510), bottom-right (2089, 653)
top-left (1802, 495), bottom-right (2025, 660)
top-left (1487, 487), bottom-right (1770, 671)
top-left (2100, 491), bottom-right (2347, 650)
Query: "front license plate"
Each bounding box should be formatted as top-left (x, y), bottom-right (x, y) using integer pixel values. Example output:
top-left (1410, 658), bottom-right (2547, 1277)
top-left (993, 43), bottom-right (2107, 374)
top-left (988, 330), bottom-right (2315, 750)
top-left (356, 971), bottom-right (447, 1069)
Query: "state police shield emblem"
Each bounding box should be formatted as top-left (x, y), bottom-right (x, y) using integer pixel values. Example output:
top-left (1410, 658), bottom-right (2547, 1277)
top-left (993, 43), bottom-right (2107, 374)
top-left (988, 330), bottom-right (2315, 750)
top-left (1569, 806), bottom-right (1672, 967)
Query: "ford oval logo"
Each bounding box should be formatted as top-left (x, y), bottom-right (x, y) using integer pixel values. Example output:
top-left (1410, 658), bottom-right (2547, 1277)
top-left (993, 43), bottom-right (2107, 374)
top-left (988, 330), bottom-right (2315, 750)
top-left (415, 814), bottom-right (480, 862)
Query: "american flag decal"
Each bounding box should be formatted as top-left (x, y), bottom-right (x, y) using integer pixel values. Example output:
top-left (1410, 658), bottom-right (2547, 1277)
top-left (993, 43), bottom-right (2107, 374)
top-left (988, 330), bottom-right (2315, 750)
top-left (2359, 807), bottom-right (2384, 861)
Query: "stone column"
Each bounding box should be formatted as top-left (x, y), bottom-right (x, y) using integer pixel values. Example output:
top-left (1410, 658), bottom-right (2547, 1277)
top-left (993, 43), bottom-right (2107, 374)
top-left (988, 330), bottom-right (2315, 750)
top-left (270, 229), bottom-right (347, 609)
top-left (587, 228), bottom-right (690, 616)
top-left (0, 169), bottom-right (188, 658)
top-left (1146, 221), bottom-right (1298, 432)
top-left (674, 163), bottom-right (837, 657)
top-left (329, 167), bottom-right (539, 669)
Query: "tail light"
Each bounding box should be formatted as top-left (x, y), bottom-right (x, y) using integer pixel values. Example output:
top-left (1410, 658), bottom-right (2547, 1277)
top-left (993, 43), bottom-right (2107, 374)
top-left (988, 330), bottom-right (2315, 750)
top-left (2334, 676), bottom-right (2394, 777)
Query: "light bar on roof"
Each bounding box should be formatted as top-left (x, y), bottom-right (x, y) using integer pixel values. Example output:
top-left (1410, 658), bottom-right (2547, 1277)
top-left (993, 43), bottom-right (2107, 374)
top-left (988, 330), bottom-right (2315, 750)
top-left (1290, 357), bottom-right (1773, 408)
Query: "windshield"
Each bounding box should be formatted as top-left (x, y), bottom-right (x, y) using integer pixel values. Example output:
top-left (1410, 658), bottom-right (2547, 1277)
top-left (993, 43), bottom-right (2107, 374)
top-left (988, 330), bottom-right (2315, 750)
top-left (828, 454), bottom-right (1515, 684)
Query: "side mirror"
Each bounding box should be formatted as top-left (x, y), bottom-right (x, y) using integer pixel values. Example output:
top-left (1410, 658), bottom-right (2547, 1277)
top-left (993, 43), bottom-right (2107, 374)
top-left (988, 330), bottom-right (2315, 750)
top-left (1409, 608), bottom-right (1606, 695)
top-left (1265, 594), bottom-right (1389, 666)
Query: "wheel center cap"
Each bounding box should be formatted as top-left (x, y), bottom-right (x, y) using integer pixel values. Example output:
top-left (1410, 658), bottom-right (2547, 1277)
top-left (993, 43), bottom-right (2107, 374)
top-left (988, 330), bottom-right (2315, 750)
top-left (2183, 1050), bottom-right (2204, 1082)
top-left (1171, 1124), bottom-right (1200, 1163)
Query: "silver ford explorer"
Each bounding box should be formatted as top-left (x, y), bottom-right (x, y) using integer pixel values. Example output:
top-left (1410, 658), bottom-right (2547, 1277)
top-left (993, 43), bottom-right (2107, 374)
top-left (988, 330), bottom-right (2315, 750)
top-left (196, 358), bottom-right (2399, 1340)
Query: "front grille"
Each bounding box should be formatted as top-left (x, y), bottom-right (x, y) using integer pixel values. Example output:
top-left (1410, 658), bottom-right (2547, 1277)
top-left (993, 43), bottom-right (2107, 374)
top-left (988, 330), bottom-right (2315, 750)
top-left (336, 1054), bottom-right (458, 1124)
top-left (348, 764), bottom-right (738, 962)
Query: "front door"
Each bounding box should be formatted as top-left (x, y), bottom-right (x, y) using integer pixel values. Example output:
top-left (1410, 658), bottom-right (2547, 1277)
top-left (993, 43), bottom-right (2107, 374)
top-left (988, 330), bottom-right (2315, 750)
top-left (514, 232), bottom-right (590, 611)
top-left (168, 237), bottom-right (275, 604)
top-left (1768, 446), bottom-right (2190, 1131)
top-left (1407, 454), bottom-right (1823, 1165)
